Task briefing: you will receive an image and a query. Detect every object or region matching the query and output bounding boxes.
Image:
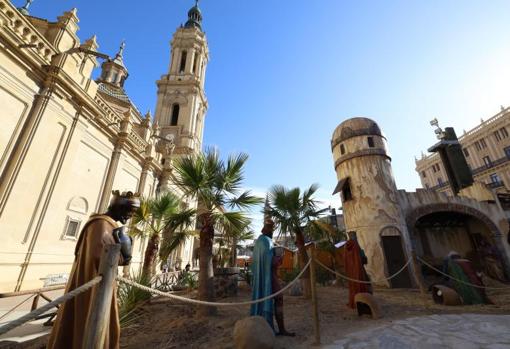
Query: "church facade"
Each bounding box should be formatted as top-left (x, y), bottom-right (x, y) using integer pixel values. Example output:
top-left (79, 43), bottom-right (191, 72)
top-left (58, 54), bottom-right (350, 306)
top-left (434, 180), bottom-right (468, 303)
top-left (0, 0), bottom-right (208, 291)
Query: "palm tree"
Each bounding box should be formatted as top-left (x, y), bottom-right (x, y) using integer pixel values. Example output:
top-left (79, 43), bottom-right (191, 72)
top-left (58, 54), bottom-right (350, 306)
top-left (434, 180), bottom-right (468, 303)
top-left (173, 148), bottom-right (262, 315)
top-left (131, 192), bottom-right (195, 278)
top-left (267, 184), bottom-right (328, 297)
top-left (218, 222), bottom-right (254, 267)
top-left (305, 219), bottom-right (347, 285)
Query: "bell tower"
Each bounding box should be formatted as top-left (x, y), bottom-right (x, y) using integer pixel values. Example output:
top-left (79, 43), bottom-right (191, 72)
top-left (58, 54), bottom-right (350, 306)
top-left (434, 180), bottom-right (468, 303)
top-left (154, 1), bottom-right (209, 155)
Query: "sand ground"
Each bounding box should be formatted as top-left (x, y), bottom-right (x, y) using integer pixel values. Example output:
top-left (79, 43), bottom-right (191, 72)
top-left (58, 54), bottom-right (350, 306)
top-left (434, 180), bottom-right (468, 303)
top-left (119, 282), bottom-right (510, 349)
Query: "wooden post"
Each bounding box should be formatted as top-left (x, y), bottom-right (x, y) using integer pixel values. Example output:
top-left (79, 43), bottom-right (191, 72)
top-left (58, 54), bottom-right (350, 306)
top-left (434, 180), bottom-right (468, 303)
top-left (31, 293), bottom-right (40, 311)
top-left (309, 246), bottom-right (320, 345)
top-left (411, 251), bottom-right (427, 296)
top-left (83, 244), bottom-right (121, 349)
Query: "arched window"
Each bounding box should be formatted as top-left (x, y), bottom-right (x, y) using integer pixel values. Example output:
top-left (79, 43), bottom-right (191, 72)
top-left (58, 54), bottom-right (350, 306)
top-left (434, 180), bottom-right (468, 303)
top-left (180, 51), bottom-right (187, 73)
top-left (171, 104), bottom-right (179, 126)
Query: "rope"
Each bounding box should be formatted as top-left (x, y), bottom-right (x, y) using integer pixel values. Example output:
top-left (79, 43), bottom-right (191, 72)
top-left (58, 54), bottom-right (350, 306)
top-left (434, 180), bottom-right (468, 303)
top-left (116, 260), bottom-right (311, 307)
top-left (0, 294), bottom-right (34, 322)
top-left (315, 258), bottom-right (412, 284)
top-left (417, 257), bottom-right (510, 290)
top-left (0, 276), bottom-right (102, 336)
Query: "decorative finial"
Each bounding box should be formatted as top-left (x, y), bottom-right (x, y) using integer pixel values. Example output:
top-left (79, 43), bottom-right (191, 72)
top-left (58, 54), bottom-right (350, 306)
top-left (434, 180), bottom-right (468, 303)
top-left (18, 0), bottom-right (34, 15)
top-left (195, 0), bottom-right (199, 6)
top-left (501, 105), bottom-right (505, 112)
top-left (118, 40), bottom-right (125, 57)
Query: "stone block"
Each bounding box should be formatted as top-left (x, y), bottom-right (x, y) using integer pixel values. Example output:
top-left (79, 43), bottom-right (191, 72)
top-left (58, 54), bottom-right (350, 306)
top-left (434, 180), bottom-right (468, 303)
top-left (233, 316), bottom-right (275, 349)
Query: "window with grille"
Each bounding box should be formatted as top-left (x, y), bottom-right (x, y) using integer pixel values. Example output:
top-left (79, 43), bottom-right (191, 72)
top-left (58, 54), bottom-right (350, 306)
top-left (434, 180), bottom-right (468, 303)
top-left (64, 218), bottom-right (81, 239)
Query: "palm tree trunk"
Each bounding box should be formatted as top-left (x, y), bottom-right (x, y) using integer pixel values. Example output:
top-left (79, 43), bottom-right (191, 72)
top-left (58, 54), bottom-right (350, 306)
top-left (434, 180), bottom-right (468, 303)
top-left (295, 230), bottom-right (311, 298)
top-left (230, 237), bottom-right (238, 267)
top-left (142, 233), bottom-right (160, 278)
top-left (198, 215), bottom-right (216, 316)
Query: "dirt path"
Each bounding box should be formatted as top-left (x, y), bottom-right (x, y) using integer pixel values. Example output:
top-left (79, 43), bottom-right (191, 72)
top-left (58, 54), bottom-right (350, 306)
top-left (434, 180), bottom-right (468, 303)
top-left (119, 284), bottom-right (510, 349)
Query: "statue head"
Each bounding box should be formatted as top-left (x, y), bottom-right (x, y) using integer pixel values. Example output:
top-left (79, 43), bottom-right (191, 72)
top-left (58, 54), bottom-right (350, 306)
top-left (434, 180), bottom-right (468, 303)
top-left (261, 218), bottom-right (275, 238)
top-left (107, 190), bottom-right (141, 224)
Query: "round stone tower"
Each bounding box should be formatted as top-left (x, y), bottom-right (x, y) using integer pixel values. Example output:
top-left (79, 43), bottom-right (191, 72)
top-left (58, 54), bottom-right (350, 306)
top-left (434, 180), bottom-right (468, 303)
top-left (331, 117), bottom-right (412, 287)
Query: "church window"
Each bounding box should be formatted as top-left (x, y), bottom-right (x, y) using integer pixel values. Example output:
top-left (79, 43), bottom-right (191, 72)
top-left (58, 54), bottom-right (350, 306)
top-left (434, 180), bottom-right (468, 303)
top-left (367, 137), bottom-right (374, 148)
top-left (63, 217), bottom-right (81, 239)
top-left (171, 104), bottom-right (180, 126)
top-left (180, 51), bottom-right (187, 73)
top-left (340, 144), bottom-right (345, 155)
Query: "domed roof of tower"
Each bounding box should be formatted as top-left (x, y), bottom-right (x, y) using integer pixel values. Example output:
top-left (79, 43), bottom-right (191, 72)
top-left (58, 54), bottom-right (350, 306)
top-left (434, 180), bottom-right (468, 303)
top-left (332, 117), bottom-right (383, 143)
top-left (185, 0), bottom-right (203, 31)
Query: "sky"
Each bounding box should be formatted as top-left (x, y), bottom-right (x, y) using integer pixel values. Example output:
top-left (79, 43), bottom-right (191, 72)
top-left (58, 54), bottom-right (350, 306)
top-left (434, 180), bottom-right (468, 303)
top-left (24, 0), bottom-right (510, 232)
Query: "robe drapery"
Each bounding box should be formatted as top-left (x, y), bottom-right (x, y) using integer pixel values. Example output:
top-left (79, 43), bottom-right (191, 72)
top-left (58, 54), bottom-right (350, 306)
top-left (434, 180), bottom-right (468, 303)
top-left (47, 214), bottom-right (122, 349)
top-left (447, 258), bottom-right (487, 305)
top-left (250, 234), bottom-right (274, 328)
top-left (344, 239), bottom-right (372, 309)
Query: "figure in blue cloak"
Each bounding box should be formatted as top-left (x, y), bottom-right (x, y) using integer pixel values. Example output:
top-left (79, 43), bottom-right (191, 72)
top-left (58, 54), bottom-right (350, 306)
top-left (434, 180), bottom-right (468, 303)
top-left (250, 219), bottom-right (275, 329)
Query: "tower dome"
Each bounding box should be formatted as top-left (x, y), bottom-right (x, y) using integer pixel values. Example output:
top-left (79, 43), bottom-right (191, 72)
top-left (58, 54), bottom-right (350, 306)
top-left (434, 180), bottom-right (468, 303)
top-left (185, 1), bottom-right (203, 30)
top-left (331, 117), bottom-right (383, 146)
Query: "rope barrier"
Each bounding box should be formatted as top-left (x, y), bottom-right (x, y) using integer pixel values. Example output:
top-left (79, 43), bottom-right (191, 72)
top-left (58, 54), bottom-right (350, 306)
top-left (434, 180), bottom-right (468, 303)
top-left (116, 260), bottom-right (311, 307)
top-left (416, 257), bottom-right (510, 291)
top-left (314, 258), bottom-right (413, 284)
top-left (0, 276), bottom-right (102, 336)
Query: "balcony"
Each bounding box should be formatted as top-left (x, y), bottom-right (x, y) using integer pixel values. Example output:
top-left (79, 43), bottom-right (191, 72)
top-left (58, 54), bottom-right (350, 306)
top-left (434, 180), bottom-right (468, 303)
top-left (472, 156), bottom-right (509, 175)
top-left (488, 181), bottom-right (505, 189)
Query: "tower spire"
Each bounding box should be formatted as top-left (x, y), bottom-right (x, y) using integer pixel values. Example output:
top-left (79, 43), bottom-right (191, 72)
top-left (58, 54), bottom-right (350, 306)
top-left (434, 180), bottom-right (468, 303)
top-left (185, 0), bottom-right (203, 31)
top-left (18, 0), bottom-right (34, 15)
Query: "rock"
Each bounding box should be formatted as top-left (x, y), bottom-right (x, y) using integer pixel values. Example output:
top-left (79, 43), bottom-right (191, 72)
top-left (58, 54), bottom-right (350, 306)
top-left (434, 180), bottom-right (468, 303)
top-left (289, 281), bottom-right (303, 296)
top-left (354, 292), bottom-right (382, 319)
top-left (233, 316), bottom-right (275, 349)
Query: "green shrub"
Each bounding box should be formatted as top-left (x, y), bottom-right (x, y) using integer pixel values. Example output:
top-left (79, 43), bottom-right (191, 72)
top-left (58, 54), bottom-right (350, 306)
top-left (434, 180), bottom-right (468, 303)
top-left (118, 270), bottom-right (151, 328)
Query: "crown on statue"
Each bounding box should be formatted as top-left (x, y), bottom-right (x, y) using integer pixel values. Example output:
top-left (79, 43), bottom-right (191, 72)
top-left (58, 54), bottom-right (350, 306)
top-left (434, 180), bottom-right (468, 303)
top-left (110, 190), bottom-right (141, 208)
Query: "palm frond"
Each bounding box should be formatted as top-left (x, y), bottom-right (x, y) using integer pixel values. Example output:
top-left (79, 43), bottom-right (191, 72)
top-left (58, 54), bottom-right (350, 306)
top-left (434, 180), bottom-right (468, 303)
top-left (159, 230), bottom-right (193, 262)
top-left (227, 190), bottom-right (263, 210)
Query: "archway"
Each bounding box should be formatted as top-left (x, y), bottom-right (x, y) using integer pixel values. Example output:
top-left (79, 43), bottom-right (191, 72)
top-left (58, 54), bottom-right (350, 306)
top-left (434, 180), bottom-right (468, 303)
top-left (406, 204), bottom-right (508, 283)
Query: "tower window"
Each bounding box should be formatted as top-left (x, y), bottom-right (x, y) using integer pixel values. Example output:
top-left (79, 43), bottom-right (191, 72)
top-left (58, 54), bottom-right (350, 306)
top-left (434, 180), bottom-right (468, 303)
top-left (180, 51), bottom-right (187, 73)
top-left (192, 52), bottom-right (198, 74)
top-left (171, 104), bottom-right (179, 126)
top-left (342, 182), bottom-right (353, 202)
top-left (367, 137), bottom-right (374, 148)
top-left (340, 144), bottom-right (345, 155)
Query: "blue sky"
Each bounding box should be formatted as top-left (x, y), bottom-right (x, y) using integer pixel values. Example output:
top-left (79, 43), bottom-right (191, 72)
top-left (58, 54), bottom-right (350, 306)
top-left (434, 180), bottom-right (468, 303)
top-left (26, 0), bottom-right (510, 218)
